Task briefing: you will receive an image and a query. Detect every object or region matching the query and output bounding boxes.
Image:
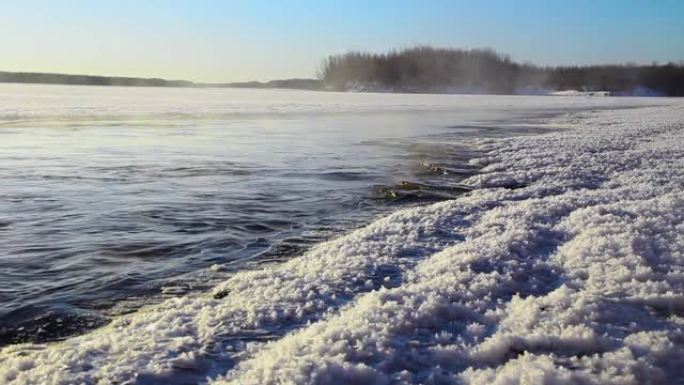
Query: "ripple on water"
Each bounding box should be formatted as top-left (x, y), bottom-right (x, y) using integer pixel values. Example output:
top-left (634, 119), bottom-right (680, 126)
top-left (1, 107), bottom-right (555, 348)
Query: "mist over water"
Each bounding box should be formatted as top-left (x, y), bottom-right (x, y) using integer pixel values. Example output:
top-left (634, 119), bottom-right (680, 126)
top-left (0, 84), bottom-right (652, 345)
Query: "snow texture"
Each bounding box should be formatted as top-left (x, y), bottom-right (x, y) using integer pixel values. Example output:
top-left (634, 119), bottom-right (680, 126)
top-left (0, 94), bottom-right (683, 385)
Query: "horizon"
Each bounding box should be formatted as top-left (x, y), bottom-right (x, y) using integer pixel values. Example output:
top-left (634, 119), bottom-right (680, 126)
top-left (2, 0), bottom-right (683, 83)
top-left (2, 48), bottom-right (683, 86)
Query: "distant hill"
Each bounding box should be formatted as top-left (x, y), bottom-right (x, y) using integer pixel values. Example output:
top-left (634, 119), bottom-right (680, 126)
top-left (0, 71), bottom-right (195, 88)
top-left (0, 71), bottom-right (324, 91)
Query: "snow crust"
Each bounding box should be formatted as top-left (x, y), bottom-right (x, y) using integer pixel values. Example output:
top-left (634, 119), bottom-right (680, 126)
top-left (1, 96), bottom-right (683, 385)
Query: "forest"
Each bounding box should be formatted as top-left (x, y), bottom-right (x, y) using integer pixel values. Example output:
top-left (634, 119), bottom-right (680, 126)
top-left (318, 46), bottom-right (684, 96)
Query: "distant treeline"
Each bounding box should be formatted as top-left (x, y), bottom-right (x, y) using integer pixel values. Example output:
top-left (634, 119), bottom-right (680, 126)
top-left (319, 46), bottom-right (684, 96)
top-left (4, 48), bottom-right (684, 96)
top-left (0, 71), bottom-right (194, 87)
top-left (206, 78), bottom-right (323, 90)
top-left (0, 71), bottom-right (325, 91)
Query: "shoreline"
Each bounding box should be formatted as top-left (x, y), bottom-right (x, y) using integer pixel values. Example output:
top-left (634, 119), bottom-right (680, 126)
top-left (219, 104), bottom-right (684, 384)
top-left (2, 102), bottom-right (683, 384)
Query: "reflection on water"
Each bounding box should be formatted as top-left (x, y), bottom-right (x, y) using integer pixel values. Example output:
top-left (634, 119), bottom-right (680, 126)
top-left (0, 89), bottom-right (570, 346)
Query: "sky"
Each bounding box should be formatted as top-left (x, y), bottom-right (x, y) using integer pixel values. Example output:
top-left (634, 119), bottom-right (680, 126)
top-left (1, 0), bottom-right (683, 83)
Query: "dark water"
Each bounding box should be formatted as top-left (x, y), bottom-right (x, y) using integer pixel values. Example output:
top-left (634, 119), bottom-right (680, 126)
top-left (0, 87), bottom-right (580, 345)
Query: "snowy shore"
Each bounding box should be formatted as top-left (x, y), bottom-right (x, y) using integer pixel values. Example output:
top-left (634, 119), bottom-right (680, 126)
top-left (1, 100), bottom-right (683, 384)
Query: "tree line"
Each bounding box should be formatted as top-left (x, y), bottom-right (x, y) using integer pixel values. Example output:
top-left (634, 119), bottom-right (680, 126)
top-left (3, 48), bottom-right (683, 96)
top-left (0, 71), bottom-right (324, 90)
top-left (0, 71), bottom-right (194, 87)
top-left (318, 46), bottom-right (684, 96)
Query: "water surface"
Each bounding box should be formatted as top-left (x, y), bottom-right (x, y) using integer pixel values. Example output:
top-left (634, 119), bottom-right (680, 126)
top-left (0, 84), bottom-right (644, 344)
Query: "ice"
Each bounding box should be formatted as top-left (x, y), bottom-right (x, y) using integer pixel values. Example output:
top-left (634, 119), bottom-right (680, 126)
top-left (0, 83), bottom-right (671, 123)
top-left (0, 90), bottom-right (683, 384)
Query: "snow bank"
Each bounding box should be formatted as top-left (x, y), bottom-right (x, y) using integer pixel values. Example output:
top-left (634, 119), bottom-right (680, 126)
top-left (1, 99), bottom-right (683, 385)
top-left (215, 104), bottom-right (684, 384)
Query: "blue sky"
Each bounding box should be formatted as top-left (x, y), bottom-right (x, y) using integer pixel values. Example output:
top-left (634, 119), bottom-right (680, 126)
top-left (1, 0), bottom-right (683, 82)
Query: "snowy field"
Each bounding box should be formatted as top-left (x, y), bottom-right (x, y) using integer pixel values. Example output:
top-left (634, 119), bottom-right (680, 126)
top-left (0, 89), bottom-right (683, 384)
top-left (0, 83), bottom-right (669, 122)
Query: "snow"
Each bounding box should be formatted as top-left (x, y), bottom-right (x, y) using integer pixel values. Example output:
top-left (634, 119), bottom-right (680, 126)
top-left (0, 83), bottom-right (668, 123)
top-left (1, 91), bottom-right (683, 384)
top-left (549, 90), bottom-right (611, 97)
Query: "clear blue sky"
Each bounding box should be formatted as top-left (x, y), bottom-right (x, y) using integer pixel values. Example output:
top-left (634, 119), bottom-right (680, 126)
top-left (1, 0), bottom-right (683, 82)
